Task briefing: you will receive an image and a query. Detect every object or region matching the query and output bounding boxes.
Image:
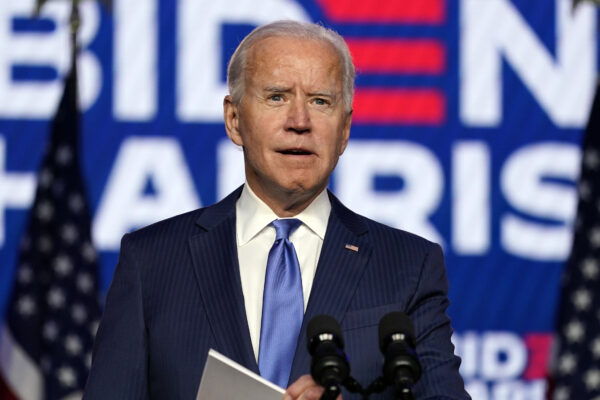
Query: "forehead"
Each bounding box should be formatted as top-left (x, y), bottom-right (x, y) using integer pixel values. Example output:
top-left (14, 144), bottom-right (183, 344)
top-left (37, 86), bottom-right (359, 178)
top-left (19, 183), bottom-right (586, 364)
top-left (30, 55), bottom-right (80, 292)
top-left (245, 36), bottom-right (343, 86)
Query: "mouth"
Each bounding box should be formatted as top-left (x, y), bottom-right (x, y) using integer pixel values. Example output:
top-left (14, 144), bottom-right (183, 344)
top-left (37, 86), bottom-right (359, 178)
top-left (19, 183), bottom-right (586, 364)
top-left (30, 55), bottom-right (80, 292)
top-left (277, 148), bottom-right (314, 156)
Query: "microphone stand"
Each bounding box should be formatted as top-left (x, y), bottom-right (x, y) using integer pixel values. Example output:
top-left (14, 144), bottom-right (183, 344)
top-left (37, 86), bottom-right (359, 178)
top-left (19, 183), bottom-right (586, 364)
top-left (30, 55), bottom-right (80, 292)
top-left (395, 386), bottom-right (415, 400)
top-left (321, 385), bottom-right (341, 400)
top-left (362, 376), bottom-right (387, 399)
top-left (319, 374), bottom-right (415, 400)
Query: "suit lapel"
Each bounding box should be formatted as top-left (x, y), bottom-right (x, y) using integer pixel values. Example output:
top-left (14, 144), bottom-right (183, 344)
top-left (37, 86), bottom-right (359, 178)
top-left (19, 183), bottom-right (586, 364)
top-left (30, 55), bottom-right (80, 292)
top-left (188, 188), bottom-right (372, 383)
top-left (289, 192), bottom-right (372, 384)
top-left (188, 187), bottom-right (259, 374)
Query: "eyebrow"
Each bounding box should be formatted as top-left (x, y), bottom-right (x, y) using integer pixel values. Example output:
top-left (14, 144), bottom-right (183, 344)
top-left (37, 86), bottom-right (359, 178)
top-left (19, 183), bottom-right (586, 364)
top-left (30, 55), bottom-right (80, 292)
top-left (263, 86), bottom-right (292, 93)
top-left (263, 86), bottom-right (336, 99)
top-left (308, 91), bottom-right (335, 99)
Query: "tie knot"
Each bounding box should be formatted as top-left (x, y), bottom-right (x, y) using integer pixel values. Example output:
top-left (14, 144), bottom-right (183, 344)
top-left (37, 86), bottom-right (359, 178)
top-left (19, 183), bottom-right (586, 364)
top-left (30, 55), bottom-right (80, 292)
top-left (272, 218), bottom-right (302, 240)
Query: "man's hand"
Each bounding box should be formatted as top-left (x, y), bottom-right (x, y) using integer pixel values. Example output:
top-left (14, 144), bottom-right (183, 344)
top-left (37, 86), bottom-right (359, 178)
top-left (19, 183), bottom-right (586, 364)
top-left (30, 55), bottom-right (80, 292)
top-left (283, 375), bottom-right (342, 400)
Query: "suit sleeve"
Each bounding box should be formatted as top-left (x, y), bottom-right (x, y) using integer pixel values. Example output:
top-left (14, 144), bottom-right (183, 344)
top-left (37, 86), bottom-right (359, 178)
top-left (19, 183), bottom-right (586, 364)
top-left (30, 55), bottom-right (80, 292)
top-left (83, 234), bottom-right (149, 400)
top-left (406, 243), bottom-right (471, 400)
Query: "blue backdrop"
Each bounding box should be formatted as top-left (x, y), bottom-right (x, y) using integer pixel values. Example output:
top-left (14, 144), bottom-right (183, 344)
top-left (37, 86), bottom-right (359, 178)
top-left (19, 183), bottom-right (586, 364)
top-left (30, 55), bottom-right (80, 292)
top-left (0, 0), bottom-right (598, 397)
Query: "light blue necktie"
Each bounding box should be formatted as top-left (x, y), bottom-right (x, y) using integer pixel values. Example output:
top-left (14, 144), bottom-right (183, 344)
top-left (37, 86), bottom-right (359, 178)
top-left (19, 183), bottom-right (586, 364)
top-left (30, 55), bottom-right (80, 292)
top-left (258, 218), bottom-right (304, 387)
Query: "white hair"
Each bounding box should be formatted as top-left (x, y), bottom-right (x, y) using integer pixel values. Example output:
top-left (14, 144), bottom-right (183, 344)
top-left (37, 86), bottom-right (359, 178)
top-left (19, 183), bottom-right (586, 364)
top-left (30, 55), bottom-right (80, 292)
top-left (226, 20), bottom-right (355, 112)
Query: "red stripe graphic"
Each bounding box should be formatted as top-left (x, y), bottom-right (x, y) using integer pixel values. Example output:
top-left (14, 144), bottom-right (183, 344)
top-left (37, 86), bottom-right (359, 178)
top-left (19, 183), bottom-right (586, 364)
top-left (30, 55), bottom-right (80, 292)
top-left (316, 0), bottom-right (445, 24)
top-left (523, 333), bottom-right (553, 380)
top-left (352, 89), bottom-right (445, 125)
top-left (347, 39), bottom-right (445, 74)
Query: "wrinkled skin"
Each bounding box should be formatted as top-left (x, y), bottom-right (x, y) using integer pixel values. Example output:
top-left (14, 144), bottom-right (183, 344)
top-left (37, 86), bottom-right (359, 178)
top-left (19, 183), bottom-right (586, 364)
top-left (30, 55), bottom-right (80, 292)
top-left (224, 35), bottom-right (352, 217)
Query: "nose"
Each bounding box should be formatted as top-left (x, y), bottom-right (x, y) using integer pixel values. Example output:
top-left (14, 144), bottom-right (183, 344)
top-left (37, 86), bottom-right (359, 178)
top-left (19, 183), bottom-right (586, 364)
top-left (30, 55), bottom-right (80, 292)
top-left (285, 99), bottom-right (311, 134)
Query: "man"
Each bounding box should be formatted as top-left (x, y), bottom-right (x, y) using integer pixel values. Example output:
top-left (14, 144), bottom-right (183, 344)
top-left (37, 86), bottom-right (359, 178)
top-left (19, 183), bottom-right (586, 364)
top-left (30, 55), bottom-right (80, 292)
top-left (84, 21), bottom-right (469, 399)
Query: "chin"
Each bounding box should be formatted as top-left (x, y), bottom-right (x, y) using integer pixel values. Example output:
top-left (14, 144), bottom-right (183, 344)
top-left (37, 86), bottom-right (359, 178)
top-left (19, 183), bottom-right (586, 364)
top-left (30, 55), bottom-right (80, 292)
top-left (281, 180), bottom-right (325, 196)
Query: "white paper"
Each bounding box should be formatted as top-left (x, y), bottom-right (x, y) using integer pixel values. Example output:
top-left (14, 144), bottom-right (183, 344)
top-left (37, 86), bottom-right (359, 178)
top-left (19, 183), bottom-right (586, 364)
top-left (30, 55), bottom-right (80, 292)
top-left (196, 349), bottom-right (285, 400)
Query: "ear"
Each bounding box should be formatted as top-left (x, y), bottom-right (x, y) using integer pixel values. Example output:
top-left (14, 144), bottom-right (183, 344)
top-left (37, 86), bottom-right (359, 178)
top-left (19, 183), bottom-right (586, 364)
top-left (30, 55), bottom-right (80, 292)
top-left (338, 109), bottom-right (352, 155)
top-left (224, 95), bottom-right (243, 146)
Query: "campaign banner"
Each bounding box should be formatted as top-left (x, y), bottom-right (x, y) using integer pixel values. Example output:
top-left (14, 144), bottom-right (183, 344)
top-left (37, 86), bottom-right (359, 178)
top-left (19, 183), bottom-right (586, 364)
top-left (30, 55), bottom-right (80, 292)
top-left (0, 0), bottom-right (598, 398)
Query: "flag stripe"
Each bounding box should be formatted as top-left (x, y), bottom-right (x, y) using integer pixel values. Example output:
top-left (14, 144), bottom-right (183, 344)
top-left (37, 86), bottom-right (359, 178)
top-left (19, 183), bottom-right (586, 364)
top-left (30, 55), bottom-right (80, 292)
top-left (0, 326), bottom-right (43, 400)
top-left (0, 374), bottom-right (19, 400)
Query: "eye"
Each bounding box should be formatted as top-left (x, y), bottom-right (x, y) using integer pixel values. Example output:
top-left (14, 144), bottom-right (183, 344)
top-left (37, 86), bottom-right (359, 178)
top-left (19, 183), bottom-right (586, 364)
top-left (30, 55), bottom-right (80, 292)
top-left (269, 94), bottom-right (283, 102)
top-left (314, 98), bottom-right (330, 106)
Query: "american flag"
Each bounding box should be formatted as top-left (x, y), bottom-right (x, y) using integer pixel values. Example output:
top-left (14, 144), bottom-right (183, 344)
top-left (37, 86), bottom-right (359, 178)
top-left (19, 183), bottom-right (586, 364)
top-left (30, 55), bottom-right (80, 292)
top-left (0, 57), bottom-right (101, 399)
top-left (551, 84), bottom-right (600, 400)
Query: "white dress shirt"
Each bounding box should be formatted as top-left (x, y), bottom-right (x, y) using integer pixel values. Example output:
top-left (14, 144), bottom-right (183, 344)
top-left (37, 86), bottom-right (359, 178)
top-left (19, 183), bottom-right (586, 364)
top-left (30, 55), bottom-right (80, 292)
top-left (235, 183), bottom-right (331, 361)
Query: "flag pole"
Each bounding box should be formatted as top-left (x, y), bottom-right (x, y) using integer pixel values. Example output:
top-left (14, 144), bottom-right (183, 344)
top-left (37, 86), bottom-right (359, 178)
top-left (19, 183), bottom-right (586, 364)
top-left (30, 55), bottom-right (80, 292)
top-left (69, 0), bottom-right (80, 67)
top-left (67, 0), bottom-right (80, 116)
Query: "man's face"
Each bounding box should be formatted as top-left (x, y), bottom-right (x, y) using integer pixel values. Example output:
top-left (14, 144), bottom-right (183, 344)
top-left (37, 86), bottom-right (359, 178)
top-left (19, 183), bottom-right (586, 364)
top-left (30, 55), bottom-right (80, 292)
top-left (224, 36), bottom-right (351, 209)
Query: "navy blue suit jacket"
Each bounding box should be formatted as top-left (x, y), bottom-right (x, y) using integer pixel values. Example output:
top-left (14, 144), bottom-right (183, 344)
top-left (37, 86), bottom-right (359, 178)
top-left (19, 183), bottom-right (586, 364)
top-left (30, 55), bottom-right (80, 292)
top-left (84, 187), bottom-right (469, 399)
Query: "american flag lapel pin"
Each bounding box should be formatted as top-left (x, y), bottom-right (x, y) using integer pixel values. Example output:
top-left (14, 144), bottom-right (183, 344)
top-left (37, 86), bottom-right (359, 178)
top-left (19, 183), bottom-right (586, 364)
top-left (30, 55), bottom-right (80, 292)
top-left (345, 244), bottom-right (359, 252)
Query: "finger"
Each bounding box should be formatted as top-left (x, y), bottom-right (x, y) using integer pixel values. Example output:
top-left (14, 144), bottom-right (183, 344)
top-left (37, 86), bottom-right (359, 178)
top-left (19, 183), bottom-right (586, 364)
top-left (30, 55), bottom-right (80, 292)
top-left (285, 375), bottom-right (318, 399)
top-left (297, 384), bottom-right (324, 400)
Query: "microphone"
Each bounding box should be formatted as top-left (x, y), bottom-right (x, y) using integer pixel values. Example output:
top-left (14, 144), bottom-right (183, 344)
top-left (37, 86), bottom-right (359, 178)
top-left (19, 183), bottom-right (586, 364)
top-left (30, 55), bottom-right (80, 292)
top-left (307, 315), bottom-right (350, 399)
top-left (378, 312), bottom-right (422, 399)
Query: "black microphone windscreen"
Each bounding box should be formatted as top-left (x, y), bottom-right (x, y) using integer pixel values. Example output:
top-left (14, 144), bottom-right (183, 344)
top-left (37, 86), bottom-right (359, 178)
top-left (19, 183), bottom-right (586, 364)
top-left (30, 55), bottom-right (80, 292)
top-left (306, 315), bottom-right (350, 389)
top-left (378, 312), bottom-right (415, 350)
top-left (307, 314), bottom-right (342, 341)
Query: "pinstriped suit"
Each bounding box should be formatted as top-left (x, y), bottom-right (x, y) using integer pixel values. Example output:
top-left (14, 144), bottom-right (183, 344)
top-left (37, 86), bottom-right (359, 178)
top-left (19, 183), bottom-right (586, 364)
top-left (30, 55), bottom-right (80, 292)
top-left (83, 186), bottom-right (469, 399)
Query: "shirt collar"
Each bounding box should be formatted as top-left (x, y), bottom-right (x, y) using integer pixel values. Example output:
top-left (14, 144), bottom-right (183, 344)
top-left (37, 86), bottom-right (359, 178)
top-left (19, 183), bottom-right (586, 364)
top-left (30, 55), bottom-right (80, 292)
top-left (236, 182), bottom-right (331, 245)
